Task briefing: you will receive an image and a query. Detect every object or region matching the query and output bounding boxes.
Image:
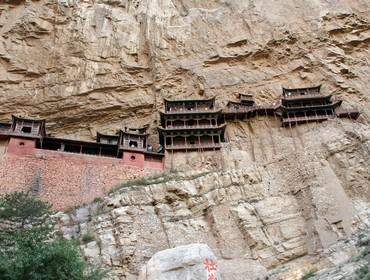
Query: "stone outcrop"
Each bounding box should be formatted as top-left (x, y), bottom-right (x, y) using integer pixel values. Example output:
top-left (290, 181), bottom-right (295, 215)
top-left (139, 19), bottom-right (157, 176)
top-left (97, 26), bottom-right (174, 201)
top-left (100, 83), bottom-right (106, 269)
top-left (54, 117), bottom-right (370, 279)
top-left (138, 244), bottom-right (221, 280)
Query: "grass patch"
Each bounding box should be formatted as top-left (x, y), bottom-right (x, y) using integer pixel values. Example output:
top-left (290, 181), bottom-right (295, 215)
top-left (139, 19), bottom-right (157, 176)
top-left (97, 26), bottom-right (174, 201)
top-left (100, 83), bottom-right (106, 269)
top-left (93, 197), bottom-right (103, 203)
top-left (354, 265), bottom-right (370, 280)
top-left (110, 170), bottom-right (214, 194)
top-left (301, 270), bottom-right (316, 280)
top-left (81, 232), bottom-right (95, 244)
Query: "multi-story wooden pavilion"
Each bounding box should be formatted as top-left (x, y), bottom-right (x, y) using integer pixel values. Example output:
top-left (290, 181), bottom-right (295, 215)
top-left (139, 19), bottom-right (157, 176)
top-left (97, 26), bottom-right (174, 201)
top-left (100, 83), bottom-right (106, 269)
top-left (158, 97), bottom-right (226, 151)
top-left (276, 85), bottom-right (344, 126)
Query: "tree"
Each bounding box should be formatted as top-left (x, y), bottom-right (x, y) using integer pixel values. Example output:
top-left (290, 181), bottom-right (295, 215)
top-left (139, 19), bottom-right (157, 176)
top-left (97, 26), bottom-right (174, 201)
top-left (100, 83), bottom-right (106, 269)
top-left (0, 191), bottom-right (107, 280)
top-left (0, 191), bottom-right (51, 228)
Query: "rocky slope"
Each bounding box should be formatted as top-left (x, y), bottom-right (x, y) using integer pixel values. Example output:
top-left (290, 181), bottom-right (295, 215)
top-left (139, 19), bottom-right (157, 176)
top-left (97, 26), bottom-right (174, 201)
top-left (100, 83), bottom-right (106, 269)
top-left (1, 0), bottom-right (370, 279)
top-left (54, 119), bottom-right (370, 280)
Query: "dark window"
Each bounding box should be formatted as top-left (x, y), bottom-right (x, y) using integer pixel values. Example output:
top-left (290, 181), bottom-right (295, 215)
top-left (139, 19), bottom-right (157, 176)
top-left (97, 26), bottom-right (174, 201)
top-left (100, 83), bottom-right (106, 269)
top-left (187, 119), bottom-right (195, 126)
top-left (188, 136), bottom-right (197, 145)
top-left (129, 141), bottom-right (138, 148)
top-left (21, 126), bottom-right (32, 133)
top-left (64, 145), bottom-right (81, 153)
top-left (19, 142), bottom-right (25, 146)
top-left (130, 155), bottom-right (136, 161)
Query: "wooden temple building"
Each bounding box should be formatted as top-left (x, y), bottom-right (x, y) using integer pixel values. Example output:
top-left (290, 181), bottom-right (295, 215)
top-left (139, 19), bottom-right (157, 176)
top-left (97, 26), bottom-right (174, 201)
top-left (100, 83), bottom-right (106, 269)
top-left (223, 85), bottom-right (360, 125)
top-left (0, 116), bottom-right (164, 169)
top-left (158, 97), bottom-right (226, 151)
top-left (0, 85), bottom-right (360, 167)
top-left (275, 85), bottom-right (359, 126)
top-left (223, 93), bottom-right (278, 120)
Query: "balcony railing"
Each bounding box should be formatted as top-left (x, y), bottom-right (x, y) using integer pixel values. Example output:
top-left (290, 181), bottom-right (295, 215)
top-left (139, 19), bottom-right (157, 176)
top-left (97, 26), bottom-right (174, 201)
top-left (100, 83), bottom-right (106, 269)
top-left (283, 101), bottom-right (341, 110)
top-left (165, 124), bottom-right (219, 130)
top-left (223, 104), bottom-right (280, 114)
top-left (283, 92), bottom-right (326, 100)
top-left (282, 115), bottom-right (334, 123)
top-left (336, 109), bottom-right (360, 119)
top-left (166, 143), bottom-right (221, 150)
top-left (166, 107), bottom-right (220, 114)
top-left (119, 145), bottom-right (146, 152)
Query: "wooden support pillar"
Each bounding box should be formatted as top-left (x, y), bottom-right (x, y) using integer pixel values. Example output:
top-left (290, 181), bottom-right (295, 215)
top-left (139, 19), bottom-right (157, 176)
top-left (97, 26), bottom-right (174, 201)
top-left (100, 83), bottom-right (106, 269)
top-left (304, 111), bottom-right (308, 124)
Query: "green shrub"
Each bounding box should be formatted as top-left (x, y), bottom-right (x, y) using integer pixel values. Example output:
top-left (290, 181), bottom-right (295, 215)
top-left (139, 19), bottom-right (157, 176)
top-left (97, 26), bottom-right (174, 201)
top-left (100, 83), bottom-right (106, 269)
top-left (111, 170), bottom-right (213, 194)
top-left (354, 265), bottom-right (370, 280)
top-left (0, 191), bottom-right (107, 280)
top-left (301, 270), bottom-right (316, 280)
top-left (93, 197), bottom-right (103, 203)
top-left (81, 233), bottom-right (95, 244)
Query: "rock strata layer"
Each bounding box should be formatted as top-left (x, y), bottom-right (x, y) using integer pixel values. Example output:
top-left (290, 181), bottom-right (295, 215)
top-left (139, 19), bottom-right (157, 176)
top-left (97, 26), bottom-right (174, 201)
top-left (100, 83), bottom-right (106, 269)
top-left (0, 0), bottom-right (369, 139)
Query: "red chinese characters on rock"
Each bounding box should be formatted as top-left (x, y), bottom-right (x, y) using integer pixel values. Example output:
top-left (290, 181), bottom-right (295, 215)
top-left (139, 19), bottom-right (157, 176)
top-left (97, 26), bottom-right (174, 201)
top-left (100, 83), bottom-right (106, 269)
top-left (204, 259), bottom-right (218, 280)
top-left (204, 259), bottom-right (217, 272)
top-left (207, 275), bottom-right (218, 280)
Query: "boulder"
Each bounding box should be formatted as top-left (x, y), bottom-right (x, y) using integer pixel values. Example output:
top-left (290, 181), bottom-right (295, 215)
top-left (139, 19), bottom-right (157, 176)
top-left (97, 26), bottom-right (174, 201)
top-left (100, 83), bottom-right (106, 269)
top-left (138, 244), bottom-right (221, 280)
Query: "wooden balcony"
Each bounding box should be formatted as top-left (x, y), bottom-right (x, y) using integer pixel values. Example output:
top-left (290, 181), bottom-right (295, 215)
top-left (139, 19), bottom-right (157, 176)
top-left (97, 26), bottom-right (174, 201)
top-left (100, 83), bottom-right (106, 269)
top-left (165, 124), bottom-right (220, 130)
top-left (164, 108), bottom-right (221, 115)
top-left (336, 109), bottom-right (360, 119)
top-left (282, 115), bottom-right (334, 126)
top-left (223, 104), bottom-right (280, 119)
top-left (283, 92), bottom-right (328, 101)
top-left (282, 100), bottom-right (341, 111)
top-left (165, 143), bottom-right (222, 151)
top-left (119, 145), bottom-right (146, 152)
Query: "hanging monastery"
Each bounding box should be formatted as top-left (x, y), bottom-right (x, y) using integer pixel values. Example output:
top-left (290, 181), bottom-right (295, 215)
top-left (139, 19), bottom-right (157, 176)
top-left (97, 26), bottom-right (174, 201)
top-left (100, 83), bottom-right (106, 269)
top-left (0, 85), bottom-right (359, 209)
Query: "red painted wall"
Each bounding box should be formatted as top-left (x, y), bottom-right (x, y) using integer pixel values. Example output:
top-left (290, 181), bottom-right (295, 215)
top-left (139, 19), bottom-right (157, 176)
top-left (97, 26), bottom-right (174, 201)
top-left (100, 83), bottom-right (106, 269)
top-left (0, 140), bottom-right (148, 210)
top-left (6, 137), bottom-right (36, 156)
top-left (122, 151), bottom-right (165, 170)
top-left (122, 151), bottom-right (145, 168)
top-left (0, 137), bottom-right (165, 210)
top-left (144, 155), bottom-right (165, 169)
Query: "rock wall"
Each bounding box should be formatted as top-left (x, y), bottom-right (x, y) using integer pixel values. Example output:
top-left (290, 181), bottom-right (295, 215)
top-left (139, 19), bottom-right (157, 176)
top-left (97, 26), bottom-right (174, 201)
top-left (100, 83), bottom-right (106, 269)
top-left (0, 0), bottom-right (369, 140)
top-left (55, 118), bottom-right (370, 279)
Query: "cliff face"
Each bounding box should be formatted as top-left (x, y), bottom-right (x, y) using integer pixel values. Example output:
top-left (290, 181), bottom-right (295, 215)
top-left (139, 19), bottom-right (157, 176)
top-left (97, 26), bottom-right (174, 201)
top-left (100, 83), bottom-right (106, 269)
top-left (1, 0), bottom-right (370, 279)
top-left (0, 0), bottom-right (369, 139)
top-left (55, 119), bottom-right (370, 280)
